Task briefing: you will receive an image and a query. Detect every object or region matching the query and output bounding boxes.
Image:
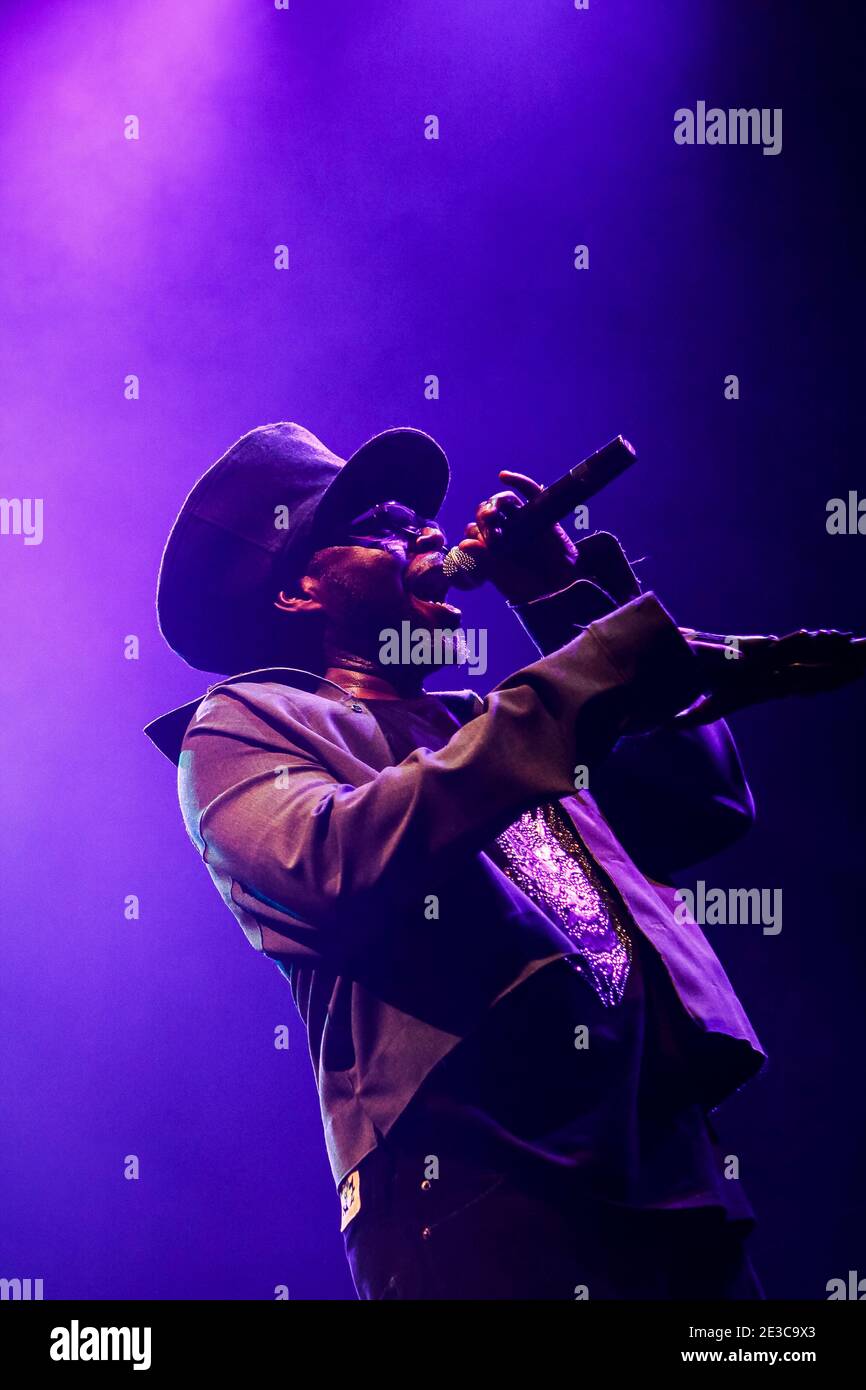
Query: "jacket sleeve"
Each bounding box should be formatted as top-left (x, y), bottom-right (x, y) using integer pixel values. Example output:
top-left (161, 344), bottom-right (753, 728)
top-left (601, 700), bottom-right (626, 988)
top-left (510, 576), bottom-right (755, 878)
top-left (180, 594), bottom-right (702, 968)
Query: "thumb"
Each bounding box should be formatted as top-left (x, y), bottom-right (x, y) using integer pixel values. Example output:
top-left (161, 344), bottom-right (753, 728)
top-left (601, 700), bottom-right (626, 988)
top-left (498, 469), bottom-right (544, 501)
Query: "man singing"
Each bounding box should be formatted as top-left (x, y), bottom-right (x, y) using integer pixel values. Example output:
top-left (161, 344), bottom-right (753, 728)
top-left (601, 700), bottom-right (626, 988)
top-left (145, 422), bottom-right (863, 1300)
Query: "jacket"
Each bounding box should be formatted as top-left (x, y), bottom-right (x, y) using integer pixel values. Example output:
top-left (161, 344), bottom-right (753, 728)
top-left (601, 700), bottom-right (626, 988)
top-left (145, 584), bottom-right (766, 1187)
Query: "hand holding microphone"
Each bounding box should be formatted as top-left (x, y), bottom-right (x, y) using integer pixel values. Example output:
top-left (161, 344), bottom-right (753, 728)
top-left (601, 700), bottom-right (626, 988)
top-left (445, 432), bottom-right (866, 724)
top-left (443, 436), bottom-right (637, 604)
top-left (448, 471), bottom-right (579, 604)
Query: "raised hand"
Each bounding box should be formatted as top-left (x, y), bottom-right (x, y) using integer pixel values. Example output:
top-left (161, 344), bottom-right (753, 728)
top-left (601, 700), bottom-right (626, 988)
top-left (678, 628), bottom-right (866, 726)
top-left (453, 470), bottom-right (578, 604)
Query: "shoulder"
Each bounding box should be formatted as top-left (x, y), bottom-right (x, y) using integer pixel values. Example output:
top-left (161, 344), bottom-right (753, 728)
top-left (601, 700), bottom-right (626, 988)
top-left (188, 678), bottom-right (342, 741)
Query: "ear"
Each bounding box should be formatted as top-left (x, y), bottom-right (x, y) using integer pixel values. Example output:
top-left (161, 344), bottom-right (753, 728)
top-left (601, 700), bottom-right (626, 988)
top-left (273, 588), bottom-right (323, 615)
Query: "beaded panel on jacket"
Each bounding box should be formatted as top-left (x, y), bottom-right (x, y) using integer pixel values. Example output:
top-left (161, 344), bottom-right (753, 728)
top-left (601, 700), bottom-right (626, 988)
top-left (493, 801), bottom-right (632, 1008)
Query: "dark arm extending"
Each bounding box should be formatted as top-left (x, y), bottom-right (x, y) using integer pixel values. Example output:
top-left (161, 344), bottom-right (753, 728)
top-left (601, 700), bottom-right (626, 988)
top-left (509, 535), bottom-right (755, 879)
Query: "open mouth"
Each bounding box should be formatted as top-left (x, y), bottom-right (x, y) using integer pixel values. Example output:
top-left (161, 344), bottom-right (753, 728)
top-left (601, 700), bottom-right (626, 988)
top-left (405, 559), bottom-right (462, 620)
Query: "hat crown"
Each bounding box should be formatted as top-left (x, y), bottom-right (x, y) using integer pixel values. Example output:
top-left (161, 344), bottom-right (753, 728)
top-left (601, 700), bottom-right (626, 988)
top-left (187, 421), bottom-right (342, 553)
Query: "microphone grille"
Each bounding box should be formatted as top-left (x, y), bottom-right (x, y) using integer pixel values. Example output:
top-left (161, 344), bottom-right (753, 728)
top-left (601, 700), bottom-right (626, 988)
top-left (442, 546), bottom-right (479, 581)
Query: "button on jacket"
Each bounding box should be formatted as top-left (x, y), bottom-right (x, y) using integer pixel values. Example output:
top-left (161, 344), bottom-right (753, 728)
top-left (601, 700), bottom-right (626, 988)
top-left (145, 587), bottom-right (766, 1188)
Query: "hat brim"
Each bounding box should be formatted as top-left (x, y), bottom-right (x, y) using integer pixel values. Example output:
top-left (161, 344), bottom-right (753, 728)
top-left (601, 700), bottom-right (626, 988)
top-left (310, 427), bottom-right (449, 547)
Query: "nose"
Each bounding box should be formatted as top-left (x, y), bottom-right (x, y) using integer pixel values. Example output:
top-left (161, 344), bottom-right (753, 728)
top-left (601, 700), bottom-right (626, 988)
top-left (412, 522), bottom-right (446, 553)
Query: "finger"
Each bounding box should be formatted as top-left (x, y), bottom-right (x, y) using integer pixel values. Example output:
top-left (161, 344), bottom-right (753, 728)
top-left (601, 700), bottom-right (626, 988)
top-left (475, 495), bottom-right (516, 544)
top-left (779, 629), bottom-right (853, 652)
top-left (499, 470), bottom-right (544, 500)
top-left (477, 491), bottom-right (522, 521)
top-left (486, 490), bottom-right (523, 516)
top-left (474, 496), bottom-right (499, 526)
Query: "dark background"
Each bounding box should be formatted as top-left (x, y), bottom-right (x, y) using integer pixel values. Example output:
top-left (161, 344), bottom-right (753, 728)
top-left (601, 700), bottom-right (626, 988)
top-left (1, 0), bottom-right (863, 1298)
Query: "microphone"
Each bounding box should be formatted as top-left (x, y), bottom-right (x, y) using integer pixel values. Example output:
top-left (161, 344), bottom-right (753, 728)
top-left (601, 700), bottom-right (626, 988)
top-left (442, 435), bottom-right (637, 588)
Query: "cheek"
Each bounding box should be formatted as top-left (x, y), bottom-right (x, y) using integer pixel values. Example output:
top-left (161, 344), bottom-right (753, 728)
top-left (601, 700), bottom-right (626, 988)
top-left (324, 552), bottom-right (406, 616)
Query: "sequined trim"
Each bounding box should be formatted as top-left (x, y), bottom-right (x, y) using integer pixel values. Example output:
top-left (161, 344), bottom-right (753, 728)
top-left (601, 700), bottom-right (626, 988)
top-left (493, 802), bottom-right (632, 1008)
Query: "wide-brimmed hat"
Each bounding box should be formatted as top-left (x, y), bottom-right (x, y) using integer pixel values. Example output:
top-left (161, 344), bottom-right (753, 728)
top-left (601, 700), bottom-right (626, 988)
top-left (156, 422), bottom-right (449, 675)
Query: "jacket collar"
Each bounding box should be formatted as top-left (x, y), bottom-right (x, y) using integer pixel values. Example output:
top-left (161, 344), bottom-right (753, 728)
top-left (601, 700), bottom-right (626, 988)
top-left (144, 666), bottom-right (482, 765)
top-left (143, 666), bottom-right (349, 765)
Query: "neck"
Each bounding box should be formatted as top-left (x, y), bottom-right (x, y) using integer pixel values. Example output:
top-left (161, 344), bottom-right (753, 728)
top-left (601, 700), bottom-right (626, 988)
top-left (322, 645), bottom-right (425, 701)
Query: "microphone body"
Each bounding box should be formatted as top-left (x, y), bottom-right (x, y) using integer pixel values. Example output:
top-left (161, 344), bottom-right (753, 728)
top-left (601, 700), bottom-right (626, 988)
top-left (442, 435), bottom-right (637, 588)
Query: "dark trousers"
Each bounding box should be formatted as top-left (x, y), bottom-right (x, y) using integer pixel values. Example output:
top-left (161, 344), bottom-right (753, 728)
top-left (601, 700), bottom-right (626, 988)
top-left (343, 1136), bottom-right (764, 1301)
